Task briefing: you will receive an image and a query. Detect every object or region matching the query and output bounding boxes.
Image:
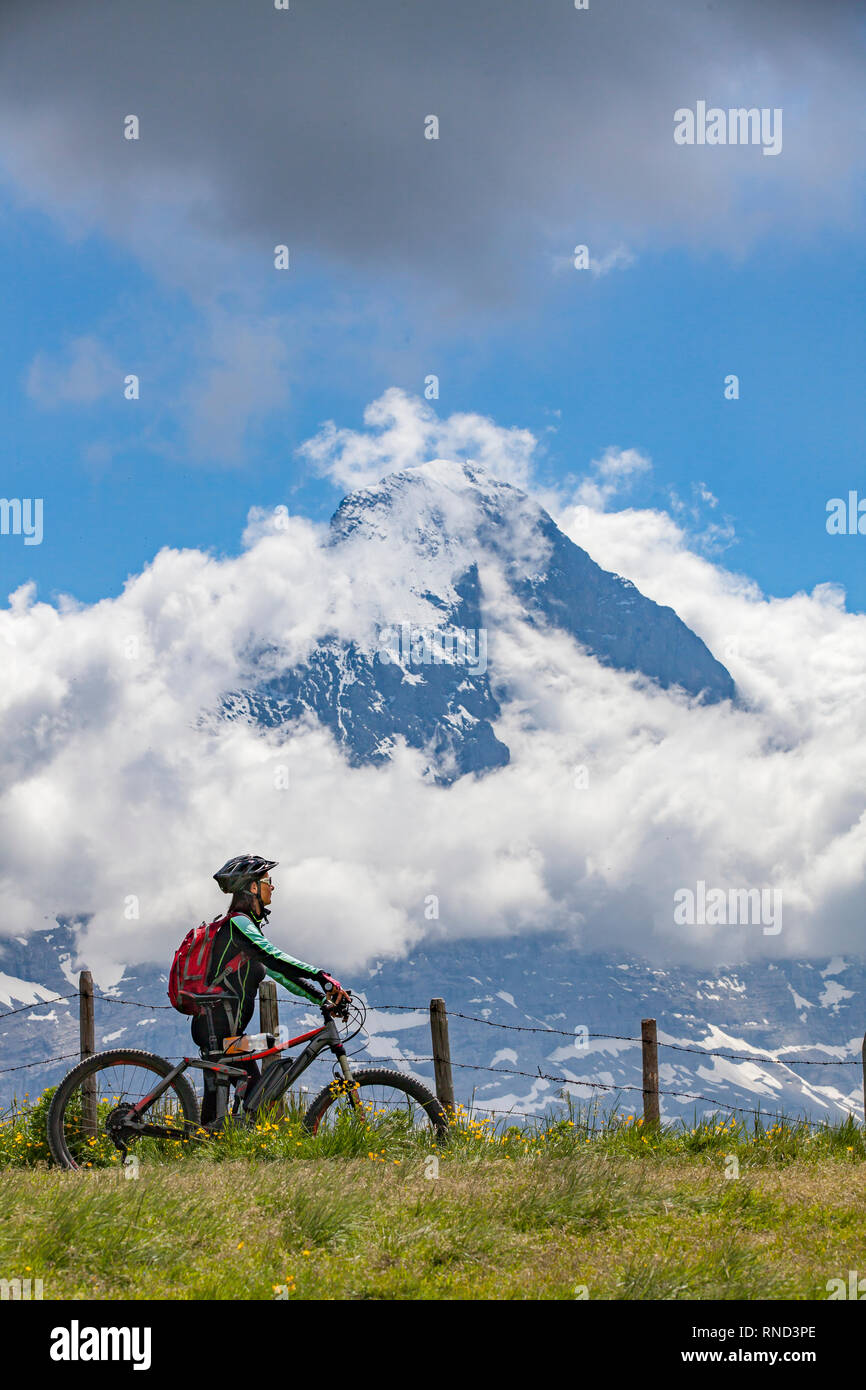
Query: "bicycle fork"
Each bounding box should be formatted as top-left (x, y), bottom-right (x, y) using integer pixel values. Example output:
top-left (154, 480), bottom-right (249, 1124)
top-left (335, 1047), bottom-right (362, 1109)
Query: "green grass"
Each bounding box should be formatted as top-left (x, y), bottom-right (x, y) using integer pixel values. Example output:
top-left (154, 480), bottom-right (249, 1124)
top-left (2, 1091), bottom-right (865, 1299)
top-left (4, 1086), bottom-right (864, 1171)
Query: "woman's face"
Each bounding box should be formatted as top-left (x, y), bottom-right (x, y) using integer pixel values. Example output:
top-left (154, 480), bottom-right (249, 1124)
top-left (254, 875), bottom-right (274, 908)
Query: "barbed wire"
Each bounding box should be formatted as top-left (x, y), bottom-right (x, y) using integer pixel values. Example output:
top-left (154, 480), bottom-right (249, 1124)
top-left (4, 991), bottom-right (860, 1068)
top-left (0, 1046), bottom-right (851, 1130)
top-left (461, 1103), bottom-right (605, 1131)
top-left (94, 995), bottom-right (173, 1010)
top-left (656, 1039), bottom-right (859, 1066)
top-left (359, 1002), bottom-right (428, 1012)
top-left (0, 992), bottom-right (79, 1022)
top-left (2, 988), bottom-right (862, 1123)
top-left (382, 1008), bottom-right (862, 1066)
top-left (440, 1009), bottom-right (600, 1036)
top-left (0, 1052), bottom-right (81, 1075)
top-left (351, 1053), bottom-right (845, 1127)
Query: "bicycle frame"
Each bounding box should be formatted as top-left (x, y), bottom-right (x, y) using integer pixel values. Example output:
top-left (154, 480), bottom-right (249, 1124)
top-left (242, 1014), bottom-right (350, 1114)
top-left (126, 1013), bottom-right (352, 1139)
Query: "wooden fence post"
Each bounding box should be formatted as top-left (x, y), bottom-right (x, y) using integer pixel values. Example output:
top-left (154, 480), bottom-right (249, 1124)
top-left (641, 1017), bottom-right (660, 1126)
top-left (258, 979), bottom-right (284, 1114)
top-left (79, 970), bottom-right (97, 1138)
top-left (430, 997), bottom-right (455, 1115)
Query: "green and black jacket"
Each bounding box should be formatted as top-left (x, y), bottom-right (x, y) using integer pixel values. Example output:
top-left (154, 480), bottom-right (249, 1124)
top-left (208, 911), bottom-right (325, 1005)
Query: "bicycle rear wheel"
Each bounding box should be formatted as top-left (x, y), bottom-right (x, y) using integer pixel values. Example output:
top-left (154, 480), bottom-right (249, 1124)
top-left (46, 1048), bottom-right (200, 1170)
top-left (303, 1067), bottom-right (448, 1142)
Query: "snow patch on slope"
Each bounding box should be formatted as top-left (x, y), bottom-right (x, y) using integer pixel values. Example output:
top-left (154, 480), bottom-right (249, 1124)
top-left (0, 973), bottom-right (62, 1009)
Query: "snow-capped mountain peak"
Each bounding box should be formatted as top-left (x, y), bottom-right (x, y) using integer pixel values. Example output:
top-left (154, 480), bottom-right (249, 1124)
top-left (219, 460), bottom-right (735, 781)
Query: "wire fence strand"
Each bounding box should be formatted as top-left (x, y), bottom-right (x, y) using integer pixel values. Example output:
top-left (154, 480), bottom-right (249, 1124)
top-left (0, 992), bottom-right (80, 1022)
top-left (2, 990), bottom-right (862, 1127)
top-left (5, 991), bottom-right (860, 1067)
top-left (0, 1052), bottom-right (82, 1075)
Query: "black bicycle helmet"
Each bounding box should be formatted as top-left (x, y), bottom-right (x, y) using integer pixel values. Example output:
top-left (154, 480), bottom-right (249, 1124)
top-left (213, 854), bottom-right (278, 894)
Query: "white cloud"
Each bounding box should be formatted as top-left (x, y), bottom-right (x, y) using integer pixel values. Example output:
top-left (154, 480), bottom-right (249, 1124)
top-left (299, 387), bottom-right (538, 491)
top-left (180, 312), bottom-right (291, 465)
top-left (2, 404), bottom-right (866, 981)
top-left (666, 481), bottom-right (736, 555)
top-left (589, 245), bottom-right (636, 278)
top-left (25, 310), bottom-right (301, 471)
top-left (25, 335), bottom-right (120, 408)
top-left (551, 245), bottom-right (637, 278)
top-left (573, 446), bottom-right (652, 509)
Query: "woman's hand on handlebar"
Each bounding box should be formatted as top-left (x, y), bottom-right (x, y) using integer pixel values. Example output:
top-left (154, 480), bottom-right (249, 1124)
top-left (319, 972), bottom-right (352, 1015)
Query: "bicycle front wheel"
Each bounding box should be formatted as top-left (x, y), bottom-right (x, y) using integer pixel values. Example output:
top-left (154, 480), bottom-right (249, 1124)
top-left (46, 1048), bottom-right (200, 1170)
top-left (303, 1067), bottom-right (448, 1142)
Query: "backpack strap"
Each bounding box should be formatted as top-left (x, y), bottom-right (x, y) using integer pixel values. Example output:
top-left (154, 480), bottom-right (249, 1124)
top-left (209, 914), bottom-right (247, 991)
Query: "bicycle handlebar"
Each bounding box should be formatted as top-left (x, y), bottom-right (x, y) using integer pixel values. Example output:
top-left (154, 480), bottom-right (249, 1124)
top-left (320, 990), bottom-right (353, 1022)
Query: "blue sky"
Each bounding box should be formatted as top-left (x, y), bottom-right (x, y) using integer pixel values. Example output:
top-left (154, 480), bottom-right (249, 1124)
top-left (4, 205), bottom-right (865, 610)
top-left (1, 0), bottom-right (865, 608)
top-left (3, 1), bottom-right (866, 973)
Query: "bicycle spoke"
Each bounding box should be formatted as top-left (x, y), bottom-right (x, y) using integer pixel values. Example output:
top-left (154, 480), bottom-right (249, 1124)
top-left (309, 1076), bottom-right (444, 1139)
top-left (51, 1056), bottom-right (201, 1168)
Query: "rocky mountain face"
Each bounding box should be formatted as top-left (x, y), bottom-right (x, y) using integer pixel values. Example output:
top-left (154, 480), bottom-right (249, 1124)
top-left (220, 561), bottom-right (509, 781)
top-left (3, 927), bottom-right (862, 1126)
top-left (218, 461), bottom-right (735, 782)
top-left (8, 463), bottom-right (831, 1130)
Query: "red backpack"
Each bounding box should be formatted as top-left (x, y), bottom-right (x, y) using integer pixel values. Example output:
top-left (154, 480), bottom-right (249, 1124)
top-left (168, 914), bottom-right (245, 1016)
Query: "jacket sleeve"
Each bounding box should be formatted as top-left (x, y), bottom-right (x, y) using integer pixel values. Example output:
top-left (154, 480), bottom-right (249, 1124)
top-left (230, 914), bottom-right (324, 1004)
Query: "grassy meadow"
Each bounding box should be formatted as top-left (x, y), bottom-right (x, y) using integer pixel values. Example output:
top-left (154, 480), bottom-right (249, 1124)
top-left (2, 1091), bottom-right (865, 1299)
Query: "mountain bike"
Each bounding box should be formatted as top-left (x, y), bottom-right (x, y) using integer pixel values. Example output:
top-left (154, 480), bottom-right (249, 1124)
top-left (46, 993), bottom-right (447, 1169)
